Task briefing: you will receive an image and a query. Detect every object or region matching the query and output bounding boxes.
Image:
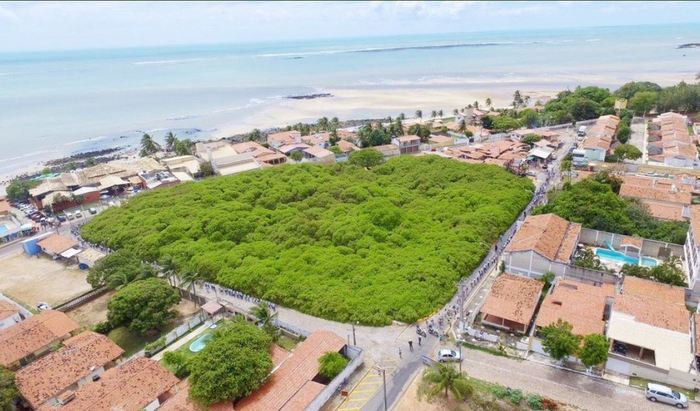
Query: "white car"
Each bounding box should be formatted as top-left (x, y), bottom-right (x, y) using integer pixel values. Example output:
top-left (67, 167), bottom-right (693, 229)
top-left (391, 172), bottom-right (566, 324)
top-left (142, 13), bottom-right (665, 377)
top-left (437, 349), bottom-right (461, 362)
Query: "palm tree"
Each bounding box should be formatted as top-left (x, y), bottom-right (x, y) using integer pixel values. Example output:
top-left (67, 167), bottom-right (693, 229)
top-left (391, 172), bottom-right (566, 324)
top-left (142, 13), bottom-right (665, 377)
top-left (453, 108), bottom-right (459, 116)
top-left (485, 97), bottom-right (492, 108)
top-left (438, 109), bottom-right (443, 118)
top-left (473, 101), bottom-right (479, 109)
top-left (165, 132), bottom-right (177, 151)
top-left (140, 133), bottom-right (161, 157)
top-left (251, 303), bottom-right (279, 340)
top-left (431, 110), bottom-right (437, 119)
top-left (420, 364), bottom-right (474, 401)
top-left (415, 110), bottom-right (422, 121)
top-left (179, 271), bottom-right (201, 308)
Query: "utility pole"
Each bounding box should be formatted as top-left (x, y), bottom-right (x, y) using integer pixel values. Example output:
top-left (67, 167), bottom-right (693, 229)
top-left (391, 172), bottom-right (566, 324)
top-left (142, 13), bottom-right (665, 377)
top-left (459, 343), bottom-right (463, 373)
top-left (352, 322), bottom-right (357, 346)
top-left (375, 366), bottom-right (387, 411)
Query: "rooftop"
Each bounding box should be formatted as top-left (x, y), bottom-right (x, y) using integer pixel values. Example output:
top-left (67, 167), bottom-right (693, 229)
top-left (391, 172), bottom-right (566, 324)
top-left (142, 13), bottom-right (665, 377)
top-left (536, 279), bottom-right (614, 336)
top-left (267, 130), bottom-right (302, 146)
top-left (16, 331), bottom-right (124, 409)
top-left (582, 115), bottom-right (619, 152)
top-left (0, 311), bottom-right (79, 366)
top-left (303, 146), bottom-right (334, 159)
top-left (481, 274), bottom-right (543, 326)
top-left (505, 214), bottom-right (581, 263)
top-left (37, 233), bottom-right (79, 255)
top-left (38, 357), bottom-right (178, 411)
top-left (0, 300), bottom-right (19, 321)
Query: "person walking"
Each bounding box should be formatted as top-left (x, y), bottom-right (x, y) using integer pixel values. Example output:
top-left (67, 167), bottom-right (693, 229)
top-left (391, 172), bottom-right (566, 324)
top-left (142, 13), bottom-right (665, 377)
top-left (418, 336), bottom-right (422, 346)
top-left (408, 340), bottom-right (413, 352)
top-left (398, 347), bottom-right (402, 359)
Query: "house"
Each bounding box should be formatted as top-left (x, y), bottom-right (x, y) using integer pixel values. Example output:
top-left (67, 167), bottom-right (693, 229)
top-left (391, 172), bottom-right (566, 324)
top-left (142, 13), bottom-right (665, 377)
top-left (267, 130), bottom-right (302, 149)
top-left (480, 274), bottom-right (543, 334)
top-left (444, 140), bottom-right (529, 170)
top-left (605, 277), bottom-right (694, 387)
top-left (391, 135), bottom-right (421, 154)
top-left (0, 310), bottom-right (79, 368)
top-left (503, 214), bottom-right (582, 278)
top-left (428, 135), bottom-right (454, 149)
top-left (0, 300), bottom-right (21, 330)
top-left (137, 171), bottom-right (180, 190)
top-left (278, 143), bottom-right (311, 156)
top-left (0, 198), bottom-right (10, 217)
top-left (619, 175), bottom-right (693, 221)
top-left (535, 278), bottom-right (614, 336)
top-left (302, 132), bottom-right (331, 148)
top-left (234, 330), bottom-right (346, 411)
top-left (684, 205), bottom-right (700, 292)
top-left (372, 144), bottom-right (400, 158)
top-left (336, 140), bottom-right (359, 154)
top-left (232, 141), bottom-right (287, 166)
top-left (648, 113), bottom-right (698, 168)
top-left (303, 146), bottom-right (336, 164)
top-left (159, 155), bottom-right (201, 176)
top-left (580, 115), bottom-right (620, 161)
top-left (37, 233), bottom-right (80, 259)
top-left (16, 331), bottom-right (124, 409)
top-left (201, 144), bottom-right (261, 176)
top-left (37, 357), bottom-right (178, 411)
top-left (337, 129), bottom-right (360, 145)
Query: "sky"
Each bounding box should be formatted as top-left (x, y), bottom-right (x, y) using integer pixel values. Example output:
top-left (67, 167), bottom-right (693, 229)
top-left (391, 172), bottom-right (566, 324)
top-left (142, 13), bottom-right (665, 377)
top-left (1, 1), bottom-right (700, 52)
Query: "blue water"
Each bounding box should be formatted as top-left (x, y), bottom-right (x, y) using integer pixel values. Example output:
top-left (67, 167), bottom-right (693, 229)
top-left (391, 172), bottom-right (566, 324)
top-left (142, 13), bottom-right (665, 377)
top-left (188, 333), bottom-right (213, 353)
top-left (595, 248), bottom-right (658, 267)
top-left (0, 225), bottom-right (8, 236)
top-left (1, 23), bottom-right (699, 177)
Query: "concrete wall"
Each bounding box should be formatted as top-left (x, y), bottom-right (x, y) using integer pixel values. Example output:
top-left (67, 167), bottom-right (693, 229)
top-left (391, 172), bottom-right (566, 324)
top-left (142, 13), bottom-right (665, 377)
top-left (307, 345), bottom-right (364, 411)
top-left (579, 227), bottom-right (684, 260)
top-left (504, 250), bottom-right (617, 284)
top-left (606, 354), bottom-right (700, 390)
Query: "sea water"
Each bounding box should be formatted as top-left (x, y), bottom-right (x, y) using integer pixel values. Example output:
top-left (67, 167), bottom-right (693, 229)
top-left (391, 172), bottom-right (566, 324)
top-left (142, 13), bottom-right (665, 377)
top-left (0, 23), bottom-right (698, 177)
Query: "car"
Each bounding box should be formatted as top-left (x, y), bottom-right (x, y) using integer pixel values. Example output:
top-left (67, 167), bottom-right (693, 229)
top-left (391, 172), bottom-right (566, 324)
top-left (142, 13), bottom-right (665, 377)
top-left (437, 349), bottom-right (461, 362)
top-left (645, 383), bottom-right (688, 408)
top-left (89, 207), bottom-right (97, 215)
top-left (74, 211), bottom-right (83, 218)
top-left (66, 212), bottom-right (74, 220)
top-left (56, 214), bottom-right (67, 222)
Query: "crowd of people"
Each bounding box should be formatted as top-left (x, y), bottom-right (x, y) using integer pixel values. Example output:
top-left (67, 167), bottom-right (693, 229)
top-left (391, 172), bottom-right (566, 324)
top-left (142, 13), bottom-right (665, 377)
top-left (201, 281), bottom-right (277, 312)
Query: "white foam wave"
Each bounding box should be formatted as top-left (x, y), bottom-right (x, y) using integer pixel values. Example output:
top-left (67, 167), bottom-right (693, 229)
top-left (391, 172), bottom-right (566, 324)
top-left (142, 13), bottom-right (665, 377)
top-left (64, 135), bottom-right (107, 146)
top-left (132, 57), bottom-right (213, 66)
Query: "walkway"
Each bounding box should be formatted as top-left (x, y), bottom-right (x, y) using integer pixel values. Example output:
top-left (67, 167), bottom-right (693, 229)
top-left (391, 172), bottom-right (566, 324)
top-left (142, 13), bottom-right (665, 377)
top-left (151, 322), bottom-right (210, 361)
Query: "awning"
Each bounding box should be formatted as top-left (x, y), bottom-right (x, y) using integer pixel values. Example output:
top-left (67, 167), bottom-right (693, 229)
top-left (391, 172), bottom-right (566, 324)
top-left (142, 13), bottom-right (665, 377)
top-left (20, 223), bottom-right (34, 231)
top-left (60, 248), bottom-right (82, 259)
top-left (72, 186), bottom-right (99, 196)
top-left (529, 147), bottom-right (553, 160)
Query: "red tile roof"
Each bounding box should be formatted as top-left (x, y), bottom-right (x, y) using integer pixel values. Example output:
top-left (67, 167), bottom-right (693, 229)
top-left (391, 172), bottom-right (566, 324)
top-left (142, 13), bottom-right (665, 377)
top-left (505, 214), bottom-right (581, 262)
top-left (481, 274), bottom-right (543, 326)
top-left (0, 311), bottom-right (78, 366)
top-left (615, 276), bottom-right (689, 333)
top-left (536, 279), bottom-right (614, 336)
top-left (0, 300), bottom-right (19, 321)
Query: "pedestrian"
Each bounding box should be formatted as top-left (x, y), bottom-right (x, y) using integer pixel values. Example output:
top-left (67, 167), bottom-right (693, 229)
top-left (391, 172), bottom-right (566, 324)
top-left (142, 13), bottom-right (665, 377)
top-left (418, 336), bottom-right (422, 346)
top-left (408, 340), bottom-right (413, 352)
top-left (398, 347), bottom-right (402, 359)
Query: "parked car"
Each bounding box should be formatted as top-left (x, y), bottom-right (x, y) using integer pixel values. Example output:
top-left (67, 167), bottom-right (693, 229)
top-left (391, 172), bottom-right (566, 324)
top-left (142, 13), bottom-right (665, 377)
top-left (66, 212), bottom-right (74, 220)
top-left (56, 214), bottom-right (67, 222)
top-left (89, 207), bottom-right (97, 215)
top-left (645, 383), bottom-right (688, 408)
top-left (74, 211), bottom-right (83, 218)
top-left (437, 349), bottom-right (461, 362)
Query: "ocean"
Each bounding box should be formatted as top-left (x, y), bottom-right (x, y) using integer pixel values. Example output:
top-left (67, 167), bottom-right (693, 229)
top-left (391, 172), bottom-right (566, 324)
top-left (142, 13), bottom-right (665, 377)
top-left (0, 23), bottom-right (698, 178)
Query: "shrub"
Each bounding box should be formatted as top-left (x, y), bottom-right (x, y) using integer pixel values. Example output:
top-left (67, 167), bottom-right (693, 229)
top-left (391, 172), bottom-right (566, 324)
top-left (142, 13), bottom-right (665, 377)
top-left (163, 351), bottom-right (191, 378)
top-left (527, 393), bottom-right (543, 410)
top-left (144, 337), bottom-right (166, 356)
top-left (93, 320), bottom-right (113, 335)
top-left (318, 352), bottom-right (348, 380)
top-left (507, 388), bottom-right (524, 405)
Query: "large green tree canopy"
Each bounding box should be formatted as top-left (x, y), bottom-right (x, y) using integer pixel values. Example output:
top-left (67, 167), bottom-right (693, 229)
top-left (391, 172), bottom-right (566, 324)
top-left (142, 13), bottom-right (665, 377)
top-left (83, 156), bottom-right (533, 325)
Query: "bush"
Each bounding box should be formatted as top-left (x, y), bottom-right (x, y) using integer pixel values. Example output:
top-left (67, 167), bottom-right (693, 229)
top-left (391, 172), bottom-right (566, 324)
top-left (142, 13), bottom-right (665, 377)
top-left (107, 278), bottom-right (180, 335)
top-left (527, 393), bottom-right (543, 410)
top-left (83, 157), bottom-right (533, 325)
top-left (163, 351), bottom-right (191, 378)
top-left (348, 149), bottom-right (384, 168)
top-left (318, 352), bottom-right (348, 380)
top-left (87, 249), bottom-right (157, 290)
top-left (507, 388), bottom-right (524, 405)
top-left (93, 320), bottom-right (113, 335)
top-left (144, 336), bottom-right (166, 356)
top-left (0, 366), bottom-right (18, 411)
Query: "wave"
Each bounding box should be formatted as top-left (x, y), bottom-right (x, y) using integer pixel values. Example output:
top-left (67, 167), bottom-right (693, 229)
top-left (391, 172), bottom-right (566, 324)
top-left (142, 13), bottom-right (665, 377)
top-left (256, 41), bottom-right (526, 58)
top-left (0, 149), bottom-right (56, 163)
top-left (132, 57), bottom-right (213, 66)
top-left (585, 38), bottom-right (601, 42)
top-left (64, 135), bottom-right (107, 146)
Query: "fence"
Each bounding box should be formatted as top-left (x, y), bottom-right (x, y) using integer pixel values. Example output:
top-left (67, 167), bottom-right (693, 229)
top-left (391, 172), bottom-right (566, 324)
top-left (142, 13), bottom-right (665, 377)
top-left (55, 286), bottom-right (110, 312)
top-left (306, 345), bottom-right (364, 411)
top-left (464, 326), bottom-right (499, 343)
top-left (143, 314), bottom-right (205, 357)
top-left (579, 227), bottom-right (684, 260)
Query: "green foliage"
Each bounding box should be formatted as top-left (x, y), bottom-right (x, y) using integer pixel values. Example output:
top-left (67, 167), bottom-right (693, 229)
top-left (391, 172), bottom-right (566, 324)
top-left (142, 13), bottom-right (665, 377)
top-left (107, 278), bottom-right (180, 335)
top-left (358, 123), bottom-right (392, 147)
top-left (613, 144), bottom-right (642, 161)
top-left (5, 179), bottom-right (39, 202)
top-left (629, 91), bottom-right (658, 115)
top-left (507, 388), bottom-right (524, 405)
top-left (93, 320), bottom-right (113, 335)
top-left (579, 334), bottom-right (609, 368)
top-left (87, 249), bottom-right (157, 290)
top-left (348, 149), bottom-right (384, 168)
top-left (574, 248), bottom-right (608, 272)
top-left (535, 177), bottom-right (688, 244)
top-left (616, 124), bottom-right (631, 144)
top-left (419, 364), bottom-right (474, 401)
top-left (621, 256), bottom-right (687, 286)
top-left (188, 320), bottom-right (273, 405)
top-left (657, 81), bottom-right (700, 113)
top-left (198, 161), bottom-right (215, 177)
top-left (251, 303), bottom-right (279, 341)
top-left (329, 145), bottom-right (342, 155)
top-left (490, 116), bottom-right (522, 132)
top-left (0, 366), bottom-right (18, 411)
top-left (289, 151), bottom-right (303, 161)
top-left (527, 393), bottom-right (544, 410)
top-left (163, 350), bottom-right (191, 378)
top-left (318, 352), bottom-right (348, 380)
top-left (541, 272), bottom-right (555, 291)
top-left (407, 124), bottom-right (431, 142)
top-left (540, 320), bottom-right (580, 361)
top-left (144, 336), bottom-right (166, 356)
top-left (82, 156), bottom-right (533, 325)
top-left (140, 133), bottom-right (161, 157)
top-left (615, 81), bottom-right (662, 100)
top-left (521, 134), bottom-right (542, 147)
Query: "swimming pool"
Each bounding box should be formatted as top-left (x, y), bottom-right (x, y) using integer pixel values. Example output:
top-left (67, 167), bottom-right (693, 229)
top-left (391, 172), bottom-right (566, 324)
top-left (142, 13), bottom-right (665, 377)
top-left (595, 248), bottom-right (657, 267)
top-left (188, 333), bottom-right (213, 353)
top-left (0, 225), bottom-right (7, 236)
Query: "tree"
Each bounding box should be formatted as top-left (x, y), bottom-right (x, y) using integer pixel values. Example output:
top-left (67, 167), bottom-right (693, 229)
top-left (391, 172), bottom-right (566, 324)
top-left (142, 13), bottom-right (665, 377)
top-left (622, 256), bottom-right (688, 287)
top-left (398, 113), bottom-right (405, 120)
top-left (163, 351), bottom-right (191, 378)
top-left (5, 179), bottom-right (39, 202)
top-left (174, 139), bottom-right (193, 156)
top-left (579, 334), bottom-right (609, 369)
top-left (628, 91), bottom-right (657, 115)
top-left (513, 90), bottom-right (523, 108)
top-left (615, 81), bottom-right (662, 100)
top-left (541, 271), bottom-right (555, 292)
top-left (188, 319), bottom-right (273, 405)
top-left (407, 124), bottom-right (431, 142)
top-left (290, 151), bottom-right (303, 161)
top-left (415, 110), bottom-right (422, 120)
top-left (165, 132), bottom-right (177, 151)
top-left (452, 108), bottom-right (459, 116)
top-left (318, 352), bottom-right (349, 380)
top-left (485, 97), bottom-right (492, 108)
top-left (616, 124), bottom-right (632, 144)
top-left (438, 109), bottom-right (443, 118)
top-left (179, 270), bottom-right (201, 307)
top-left (521, 134), bottom-right (542, 147)
top-left (570, 99), bottom-right (599, 120)
top-left (419, 363), bottom-right (474, 401)
top-left (251, 303), bottom-right (279, 340)
top-left (140, 133), bottom-right (161, 157)
top-left (107, 278), bottom-right (180, 335)
top-left (0, 366), bottom-right (18, 411)
top-left (540, 320), bottom-right (580, 361)
top-left (198, 161), bottom-right (215, 177)
top-left (473, 101), bottom-right (479, 109)
top-left (574, 248), bottom-right (607, 271)
top-left (614, 144), bottom-right (642, 162)
top-left (348, 149), bottom-right (384, 168)
top-left (431, 110), bottom-right (437, 119)
top-left (490, 116), bottom-right (522, 132)
top-left (247, 128), bottom-right (263, 142)
top-left (87, 249), bottom-right (157, 290)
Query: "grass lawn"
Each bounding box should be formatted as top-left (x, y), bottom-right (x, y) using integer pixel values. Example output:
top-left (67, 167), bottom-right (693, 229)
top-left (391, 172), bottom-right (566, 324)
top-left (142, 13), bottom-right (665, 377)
top-left (276, 334), bottom-right (301, 351)
top-left (108, 322), bottom-right (178, 357)
top-left (629, 376), bottom-right (695, 400)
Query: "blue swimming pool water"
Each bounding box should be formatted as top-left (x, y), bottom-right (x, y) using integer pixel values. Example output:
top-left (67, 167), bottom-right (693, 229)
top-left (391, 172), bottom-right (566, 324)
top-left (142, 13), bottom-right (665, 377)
top-left (595, 248), bottom-right (657, 267)
top-left (0, 225), bottom-right (8, 236)
top-left (188, 333), bottom-right (213, 353)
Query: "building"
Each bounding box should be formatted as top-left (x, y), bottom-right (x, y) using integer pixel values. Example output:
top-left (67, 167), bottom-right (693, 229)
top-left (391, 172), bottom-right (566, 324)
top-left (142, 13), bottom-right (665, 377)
top-left (605, 277), bottom-right (694, 386)
top-left (0, 310), bottom-right (79, 368)
top-left (302, 132), bottom-right (331, 148)
top-left (0, 197), bottom-right (10, 217)
top-left (619, 174), bottom-right (693, 221)
top-left (648, 113), bottom-right (698, 168)
top-left (16, 331), bottom-right (124, 409)
top-left (335, 140), bottom-right (359, 154)
top-left (580, 115), bottom-right (620, 161)
top-left (503, 214), bottom-right (582, 278)
top-left (303, 146), bottom-right (336, 164)
top-left (372, 144), bottom-right (401, 158)
top-left (278, 143), bottom-right (312, 157)
top-left (233, 330), bottom-right (346, 411)
top-left (391, 135), bottom-right (421, 154)
top-left (232, 141), bottom-right (287, 166)
top-left (444, 140), bottom-right (529, 169)
top-left (428, 135), bottom-right (454, 149)
top-left (36, 233), bottom-right (80, 259)
top-left (535, 278), bottom-right (614, 336)
top-left (137, 170), bottom-right (180, 190)
top-left (0, 300), bottom-right (21, 330)
top-left (480, 273), bottom-right (543, 334)
top-left (37, 357), bottom-right (178, 411)
top-left (267, 130), bottom-right (302, 149)
top-left (200, 144), bottom-right (261, 176)
top-left (160, 155), bottom-right (201, 176)
top-left (685, 205), bottom-right (700, 292)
